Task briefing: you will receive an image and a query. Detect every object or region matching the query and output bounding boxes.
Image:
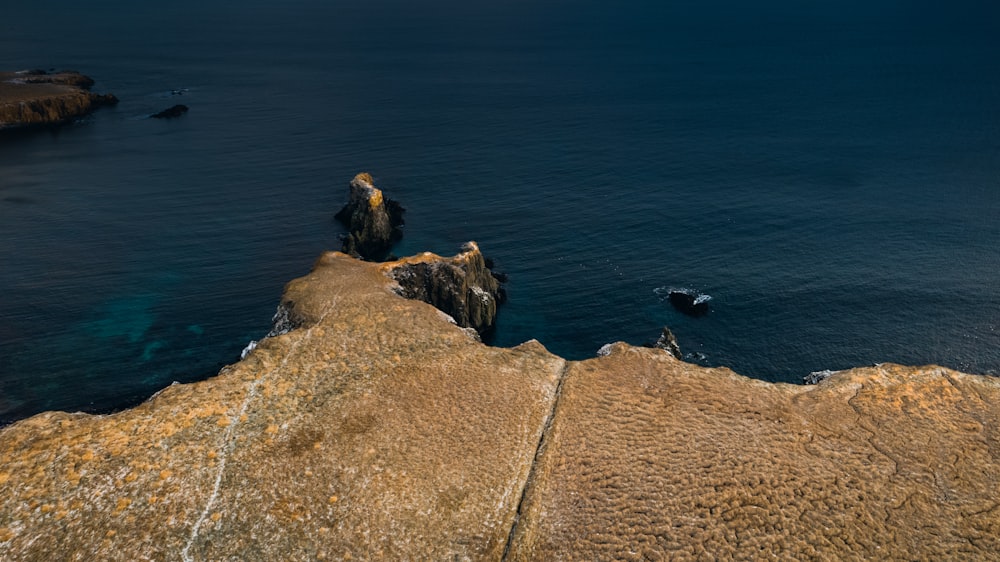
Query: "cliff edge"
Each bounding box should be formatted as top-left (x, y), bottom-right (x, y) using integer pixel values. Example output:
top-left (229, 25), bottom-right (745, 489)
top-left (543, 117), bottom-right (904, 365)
top-left (1, 248), bottom-right (998, 560)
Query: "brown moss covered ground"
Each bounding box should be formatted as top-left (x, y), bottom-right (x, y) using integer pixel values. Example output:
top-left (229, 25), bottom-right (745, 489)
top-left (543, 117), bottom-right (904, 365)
top-left (1, 248), bottom-right (998, 560)
top-left (508, 344), bottom-right (1000, 560)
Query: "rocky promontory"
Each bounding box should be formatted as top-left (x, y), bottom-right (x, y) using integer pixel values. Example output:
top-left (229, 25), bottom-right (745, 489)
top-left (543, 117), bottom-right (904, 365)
top-left (1, 247), bottom-right (999, 560)
top-left (0, 70), bottom-right (117, 130)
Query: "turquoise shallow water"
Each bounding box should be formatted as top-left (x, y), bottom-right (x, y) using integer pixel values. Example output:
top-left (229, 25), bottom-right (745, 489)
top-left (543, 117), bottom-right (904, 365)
top-left (1, 0), bottom-right (999, 422)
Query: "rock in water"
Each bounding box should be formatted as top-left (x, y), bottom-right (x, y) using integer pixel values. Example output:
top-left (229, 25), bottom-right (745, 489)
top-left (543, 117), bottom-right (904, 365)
top-left (384, 242), bottom-right (502, 335)
top-left (150, 104), bottom-right (188, 119)
top-left (668, 289), bottom-right (711, 317)
top-left (334, 172), bottom-right (405, 261)
top-left (650, 326), bottom-right (682, 359)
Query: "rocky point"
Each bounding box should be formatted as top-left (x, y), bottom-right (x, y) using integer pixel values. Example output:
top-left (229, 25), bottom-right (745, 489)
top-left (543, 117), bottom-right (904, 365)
top-left (1, 241), bottom-right (999, 560)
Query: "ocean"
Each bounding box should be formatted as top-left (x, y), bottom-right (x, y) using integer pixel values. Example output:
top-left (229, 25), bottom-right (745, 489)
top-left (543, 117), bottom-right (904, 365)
top-left (1, 0), bottom-right (998, 423)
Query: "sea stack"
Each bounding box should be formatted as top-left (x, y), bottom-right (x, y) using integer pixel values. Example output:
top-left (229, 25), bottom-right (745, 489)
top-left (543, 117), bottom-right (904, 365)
top-left (0, 70), bottom-right (117, 130)
top-left (334, 172), bottom-right (404, 261)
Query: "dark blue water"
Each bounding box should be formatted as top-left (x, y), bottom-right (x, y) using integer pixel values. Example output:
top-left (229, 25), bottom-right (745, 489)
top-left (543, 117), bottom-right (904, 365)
top-left (2, 0), bottom-right (999, 422)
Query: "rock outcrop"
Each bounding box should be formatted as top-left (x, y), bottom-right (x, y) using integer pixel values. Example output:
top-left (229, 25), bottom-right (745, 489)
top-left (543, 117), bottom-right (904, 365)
top-left (668, 288), bottom-right (712, 316)
top-left (645, 326), bottom-right (682, 359)
top-left (0, 70), bottom-right (118, 130)
top-left (804, 368), bottom-right (839, 385)
top-left (333, 173), bottom-right (404, 261)
top-left (151, 104), bottom-right (189, 119)
top-left (1, 248), bottom-right (999, 560)
top-left (385, 242), bottom-right (503, 336)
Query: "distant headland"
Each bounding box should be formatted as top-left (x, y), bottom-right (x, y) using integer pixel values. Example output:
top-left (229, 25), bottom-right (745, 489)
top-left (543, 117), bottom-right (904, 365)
top-left (0, 70), bottom-right (117, 130)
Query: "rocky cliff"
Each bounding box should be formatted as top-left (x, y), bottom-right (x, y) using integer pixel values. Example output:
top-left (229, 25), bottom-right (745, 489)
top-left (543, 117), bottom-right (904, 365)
top-left (386, 242), bottom-right (503, 336)
top-left (0, 70), bottom-right (117, 130)
top-left (1, 248), bottom-right (998, 560)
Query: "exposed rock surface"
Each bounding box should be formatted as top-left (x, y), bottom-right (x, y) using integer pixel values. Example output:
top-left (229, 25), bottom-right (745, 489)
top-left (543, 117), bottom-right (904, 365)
top-left (804, 368), bottom-right (839, 385)
top-left (1, 249), bottom-right (999, 560)
top-left (334, 173), bottom-right (404, 261)
top-left (0, 70), bottom-right (117, 130)
top-left (385, 242), bottom-right (502, 335)
top-left (646, 326), bottom-right (682, 359)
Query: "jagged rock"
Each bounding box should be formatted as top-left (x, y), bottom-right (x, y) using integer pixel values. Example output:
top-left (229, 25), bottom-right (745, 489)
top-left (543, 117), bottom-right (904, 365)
top-left (0, 70), bottom-right (117, 130)
top-left (150, 104), bottom-right (189, 119)
top-left (384, 242), bottom-right (501, 335)
top-left (267, 302), bottom-right (302, 337)
top-left (668, 288), bottom-right (711, 316)
top-left (2, 249), bottom-right (1000, 560)
top-left (803, 368), bottom-right (838, 385)
top-left (334, 172), bottom-right (404, 261)
top-left (645, 326), bottom-right (682, 359)
top-left (239, 303), bottom-right (306, 360)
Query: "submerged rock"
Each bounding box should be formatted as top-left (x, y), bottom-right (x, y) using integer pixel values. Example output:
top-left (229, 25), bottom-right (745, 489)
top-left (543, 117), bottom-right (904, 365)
top-left (334, 172), bottom-right (405, 261)
top-left (384, 242), bottom-right (502, 335)
top-left (0, 70), bottom-right (118, 130)
top-left (150, 104), bottom-right (188, 119)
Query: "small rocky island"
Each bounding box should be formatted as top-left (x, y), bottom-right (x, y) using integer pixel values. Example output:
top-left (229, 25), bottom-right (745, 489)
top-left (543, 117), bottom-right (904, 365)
top-left (0, 70), bottom-right (117, 130)
top-left (1, 175), bottom-right (999, 560)
top-left (334, 172), bottom-right (405, 261)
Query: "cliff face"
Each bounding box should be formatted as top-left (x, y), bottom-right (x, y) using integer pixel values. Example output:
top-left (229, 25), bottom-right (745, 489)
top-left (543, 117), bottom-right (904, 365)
top-left (385, 242), bottom-right (503, 335)
top-left (0, 71), bottom-right (117, 130)
top-left (1, 248), bottom-right (999, 560)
